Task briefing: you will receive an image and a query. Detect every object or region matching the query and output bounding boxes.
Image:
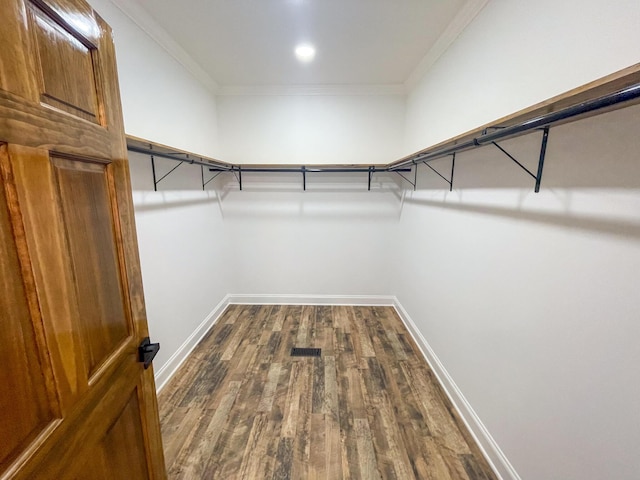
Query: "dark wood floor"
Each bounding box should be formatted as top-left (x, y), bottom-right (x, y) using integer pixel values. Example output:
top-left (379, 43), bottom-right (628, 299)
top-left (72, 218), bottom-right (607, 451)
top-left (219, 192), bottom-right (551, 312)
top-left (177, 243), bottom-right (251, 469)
top-left (158, 305), bottom-right (497, 479)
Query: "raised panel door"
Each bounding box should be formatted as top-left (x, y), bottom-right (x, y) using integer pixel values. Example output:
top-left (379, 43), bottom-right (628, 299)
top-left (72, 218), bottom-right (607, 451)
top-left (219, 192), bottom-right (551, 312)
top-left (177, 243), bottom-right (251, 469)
top-left (0, 0), bottom-right (166, 478)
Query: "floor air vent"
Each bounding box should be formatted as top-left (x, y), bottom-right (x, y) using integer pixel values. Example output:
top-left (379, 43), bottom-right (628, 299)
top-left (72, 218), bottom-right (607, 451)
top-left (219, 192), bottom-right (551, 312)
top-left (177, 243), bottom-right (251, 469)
top-left (290, 347), bottom-right (321, 357)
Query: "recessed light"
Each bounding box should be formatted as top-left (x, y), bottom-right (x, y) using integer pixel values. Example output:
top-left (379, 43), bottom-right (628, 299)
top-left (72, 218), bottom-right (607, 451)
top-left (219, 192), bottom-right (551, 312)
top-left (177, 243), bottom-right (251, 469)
top-left (295, 44), bottom-right (316, 62)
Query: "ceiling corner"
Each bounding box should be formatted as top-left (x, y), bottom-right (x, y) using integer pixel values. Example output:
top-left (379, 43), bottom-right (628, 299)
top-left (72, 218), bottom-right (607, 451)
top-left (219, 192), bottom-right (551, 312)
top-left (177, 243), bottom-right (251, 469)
top-left (107, 0), bottom-right (220, 94)
top-left (404, 0), bottom-right (489, 92)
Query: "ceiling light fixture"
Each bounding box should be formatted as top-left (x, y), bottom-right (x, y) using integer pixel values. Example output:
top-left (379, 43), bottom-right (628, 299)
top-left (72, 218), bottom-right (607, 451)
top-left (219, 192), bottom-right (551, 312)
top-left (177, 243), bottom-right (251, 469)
top-left (295, 44), bottom-right (316, 62)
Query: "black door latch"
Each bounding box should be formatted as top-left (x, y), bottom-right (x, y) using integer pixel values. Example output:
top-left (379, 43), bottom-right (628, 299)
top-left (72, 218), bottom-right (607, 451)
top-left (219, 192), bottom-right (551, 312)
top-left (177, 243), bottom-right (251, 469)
top-left (138, 337), bottom-right (160, 369)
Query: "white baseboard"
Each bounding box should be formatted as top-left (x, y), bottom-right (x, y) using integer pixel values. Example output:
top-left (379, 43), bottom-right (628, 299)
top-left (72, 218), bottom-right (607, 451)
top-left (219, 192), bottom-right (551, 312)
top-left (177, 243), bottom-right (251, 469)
top-left (392, 298), bottom-right (521, 480)
top-left (154, 294), bottom-right (231, 392)
top-left (228, 293), bottom-right (396, 306)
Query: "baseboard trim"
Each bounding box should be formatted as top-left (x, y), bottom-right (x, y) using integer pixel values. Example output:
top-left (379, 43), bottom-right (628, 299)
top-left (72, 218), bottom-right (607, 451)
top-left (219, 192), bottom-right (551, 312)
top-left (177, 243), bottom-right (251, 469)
top-left (154, 294), bottom-right (231, 392)
top-left (228, 293), bottom-right (396, 306)
top-left (392, 298), bottom-right (521, 480)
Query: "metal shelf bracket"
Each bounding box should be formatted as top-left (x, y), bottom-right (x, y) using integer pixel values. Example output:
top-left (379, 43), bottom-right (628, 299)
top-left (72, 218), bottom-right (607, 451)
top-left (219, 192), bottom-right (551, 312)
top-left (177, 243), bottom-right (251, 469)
top-left (423, 153), bottom-right (456, 192)
top-left (129, 79), bottom-right (640, 195)
top-left (491, 126), bottom-right (550, 192)
top-left (201, 165), bottom-right (224, 190)
top-left (394, 166), bottom-right (417, 190)
top-left (151, 160), bottom-right (183, 191)
top-left (302, 166), bottom-right (306, 191)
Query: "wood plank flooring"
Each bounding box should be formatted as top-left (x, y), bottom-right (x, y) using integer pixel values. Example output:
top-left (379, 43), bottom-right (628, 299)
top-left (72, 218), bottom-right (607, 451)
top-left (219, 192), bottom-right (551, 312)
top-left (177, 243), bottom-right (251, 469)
top-left (158, 305), bottom-right (497, 479)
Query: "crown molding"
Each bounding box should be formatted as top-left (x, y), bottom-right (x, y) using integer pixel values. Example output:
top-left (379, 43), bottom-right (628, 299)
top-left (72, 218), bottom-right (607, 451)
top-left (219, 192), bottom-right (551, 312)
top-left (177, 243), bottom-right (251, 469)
top-left (107, 0), bottom-right (219, 93)
top-left (106, 0), bottom-right (485, 97)
top-left (405, 0), bottom-right (489, 92)
top-left (216, 83), bottom-right (406, 97)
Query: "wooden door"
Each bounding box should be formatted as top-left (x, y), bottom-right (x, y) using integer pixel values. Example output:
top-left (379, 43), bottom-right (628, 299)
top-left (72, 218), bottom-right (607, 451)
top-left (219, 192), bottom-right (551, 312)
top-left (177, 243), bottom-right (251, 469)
top-left (0, 0), bottom-right (166, 478)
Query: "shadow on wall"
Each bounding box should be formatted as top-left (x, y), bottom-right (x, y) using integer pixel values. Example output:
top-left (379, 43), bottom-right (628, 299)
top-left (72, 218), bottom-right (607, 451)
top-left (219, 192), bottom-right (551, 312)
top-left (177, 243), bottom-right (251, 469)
top-left (126, 102), bottom-right (640, 230)
top-left (414, 103), bottom-right (640, 192)
top-left (405, 196), bottom-right (640, 240)
top-left (131, 190), bottom-right (221, 212)
top-left (403, 103), bottom-right (640, 241)
top-left (129, 150), bottom-right (225, 213)
top-left (128, 147), bottom-right (407, 198)
top-left (128, 153), bottom-right (408, 220)
top-left (214, 172), bottom-right (403, 198)
top-left (215, 187), bottom-right (406, 220)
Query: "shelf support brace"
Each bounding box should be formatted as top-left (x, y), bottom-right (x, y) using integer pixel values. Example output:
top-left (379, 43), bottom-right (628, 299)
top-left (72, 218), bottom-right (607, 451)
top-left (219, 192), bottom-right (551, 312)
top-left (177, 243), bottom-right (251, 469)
top-left (233, 166), bottom-right (243, 191)
top-left (491, 126), bottom-right (551, 192)
top-left (153, 161), bottom-right (183, 190)
top-left (147, 143), bottom-right (189, 191)
top-left (368, 166), bottom-right (373, 191)
top-left (422, 153), bottom-right (455, 192)
top-left (201, 165), bottom-right (223, 190)
top-left (534, 126), bottom-right (550, 193)
top-left (395, 167), bottom-right (416, 190)
top-left (150, 153), bottom-right (157, 192)
top-left (302, 166), bottom-right (306, 191)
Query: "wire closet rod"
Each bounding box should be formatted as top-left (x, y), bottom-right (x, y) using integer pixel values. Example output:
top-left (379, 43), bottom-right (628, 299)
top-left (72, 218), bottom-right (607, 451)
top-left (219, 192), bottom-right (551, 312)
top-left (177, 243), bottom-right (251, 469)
top-left (391, 82), bottom-right (640, 170)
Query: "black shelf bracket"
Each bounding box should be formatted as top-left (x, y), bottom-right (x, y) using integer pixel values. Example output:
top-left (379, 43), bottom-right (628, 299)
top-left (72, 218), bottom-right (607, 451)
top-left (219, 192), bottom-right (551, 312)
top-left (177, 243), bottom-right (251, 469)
top-left (151, 160), bottom-right (183, 191)
top-left (491, 126), bottom-right (550, 192)
top-left (150, 153), bottom-right (156, 191)
top-left (423, 152), bottom-right (456, 192)
top-left (129, 80), bottom-right (639, 194)
top-left (392, 82), bottom-right (640, 193)
top-left (229, 166), bottom-right (243, 190)
top-left (201, 165), bottom-right (224, 190)
top-left (535, 127), bottom-right (550, 193)
top-left (209, 165), bottom-right (411, 191)
top-left (394, 166), bottom-right (417, 190)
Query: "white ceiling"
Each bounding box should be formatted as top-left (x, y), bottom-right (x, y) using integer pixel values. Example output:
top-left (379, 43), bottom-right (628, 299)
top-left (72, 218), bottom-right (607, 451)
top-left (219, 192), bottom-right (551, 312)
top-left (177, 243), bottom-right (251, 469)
top-left (126, 0), bottom-right (479, 89)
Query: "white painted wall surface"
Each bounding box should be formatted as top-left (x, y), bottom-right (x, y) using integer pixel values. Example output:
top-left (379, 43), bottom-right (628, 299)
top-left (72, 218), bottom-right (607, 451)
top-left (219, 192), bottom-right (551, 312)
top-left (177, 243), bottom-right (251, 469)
top-left (127, 152), bottom-right (230, 373)
top-left (404, 0), bottom-right (640, 155)
top-left (399, 61), bottom-right (640, 480)
top-left (93, 1), bottom-right (640, 478)
top-left (85, 0), bottom-right (224, 377)
top-left (399, 3), bottom-right (640, 477)
top-left (88, 0), bottom-right (221, 158)
top-left (127, 152), bottom-right (401, 379)
top-left (217, 94), bottom-right (405, 164)
top-left (220, 175), bottom-right (400, 295)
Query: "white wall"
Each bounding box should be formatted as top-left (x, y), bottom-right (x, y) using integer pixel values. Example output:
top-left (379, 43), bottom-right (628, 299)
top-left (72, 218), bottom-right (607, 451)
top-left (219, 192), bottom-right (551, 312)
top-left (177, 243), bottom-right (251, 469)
top-left (85, 0), bottom-right (226, 376)
top-left (404, 0), bottom-right (640, 155)
top-left (399, 1), bottom-right (640, 478)
top-left (127, 158), bottom-right (402, 375)
top-left (395, 106), bottom-right (640, 480)
top-left (127, 152), bottom-right (230, 374)
top-left (88, 0), bottom-right (221, 158)
top-left (220, 175), bottom-right (400, 296)
top-left (90, 1), bottom-right (640, 478)
top-left (217, 94), bottom-right (405, 164)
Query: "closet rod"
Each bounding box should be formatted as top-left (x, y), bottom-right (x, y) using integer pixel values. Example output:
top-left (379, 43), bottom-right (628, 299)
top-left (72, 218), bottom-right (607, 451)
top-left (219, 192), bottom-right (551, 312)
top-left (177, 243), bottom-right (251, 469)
top-left (391, 82), bottom-right (640, 170)
top-left (127, 144), bottom-right (409, 174)
top-left (127, 145), bottom-right (233, 171)
top-left (208, 166), bottom-right (410, 173)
